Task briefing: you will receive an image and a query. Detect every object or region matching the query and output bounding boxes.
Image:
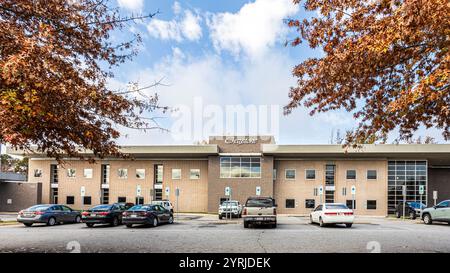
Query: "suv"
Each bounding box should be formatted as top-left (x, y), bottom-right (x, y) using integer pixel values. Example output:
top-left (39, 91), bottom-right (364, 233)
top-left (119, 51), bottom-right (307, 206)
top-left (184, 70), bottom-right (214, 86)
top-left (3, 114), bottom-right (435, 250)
top-left (218, 200), bottom-right (242, 219)
top-left (242, 196), bottom-right (277, 228)
top-left (151, 200), bottom-right (174, 213)
top-left (395, 202), bottom-right (426, 219)
top-left (421, 200), bottom-right (450, 225)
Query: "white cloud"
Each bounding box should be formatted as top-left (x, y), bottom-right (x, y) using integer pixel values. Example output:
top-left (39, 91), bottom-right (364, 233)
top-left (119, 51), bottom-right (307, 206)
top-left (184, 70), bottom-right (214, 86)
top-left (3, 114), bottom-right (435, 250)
top-left (207, 0), bottom-right (299, 58)
top-left (147, 7), bottom-right (202, 42)
top-left (172, 1), bottom-right (182, 15)
top-left (117, 0), bottom-right (143, 11)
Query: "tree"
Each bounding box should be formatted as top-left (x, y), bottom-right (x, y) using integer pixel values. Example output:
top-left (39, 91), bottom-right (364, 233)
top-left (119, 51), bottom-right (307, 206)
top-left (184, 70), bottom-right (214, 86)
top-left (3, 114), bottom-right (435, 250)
top-left (285, 0), bottom-right (449, 146)
top-left (0, 0), bottom-right (166, 161)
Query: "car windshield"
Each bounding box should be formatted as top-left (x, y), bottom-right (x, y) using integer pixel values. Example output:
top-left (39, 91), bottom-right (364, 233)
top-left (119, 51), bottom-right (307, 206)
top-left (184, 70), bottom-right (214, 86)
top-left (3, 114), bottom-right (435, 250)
top-left (90, 205), bottom-right (111, 211)
top-left (246, 199), bottom-right (273, 207)
top-left (129, 205), bottom-right (151, 211)
top-left (222, 201), bottom-right (238, 206)
top-left (325, 204), bottom-right (349, 210)
top-left (27, 205), bottom-right (51, 211)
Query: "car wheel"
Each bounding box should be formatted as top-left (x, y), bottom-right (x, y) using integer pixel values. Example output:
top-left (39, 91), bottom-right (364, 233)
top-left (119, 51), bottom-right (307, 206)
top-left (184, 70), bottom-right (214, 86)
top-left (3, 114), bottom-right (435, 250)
top-left (152, 217), bottom-right (159, 227)
top-left (168, 216), bottom-right (174, 224)
top-left (345, 223), bottom-right (353, 228)
top-left (86, 223), bottom-right (94, 228)
top-left (47, 217), bottom-right (56, 226)
top-left (244, 222), bottom-right (249, 228)
top-left (319, 217), bottom-right (325, 227)
top-left (218, 215), bottom-right (222, 220)
top-left (74, 216), bottom-right (81, 223)
top-left (126, 224), bottom-right (133, 228)
top-left (396, 211), bottom-right (401, 218)
top-left (111, 217), bottom-right (119, 227)
top-left (423, 214), bottom-right (432, 225)
top-left (23, 223), bottom-right (33, 227)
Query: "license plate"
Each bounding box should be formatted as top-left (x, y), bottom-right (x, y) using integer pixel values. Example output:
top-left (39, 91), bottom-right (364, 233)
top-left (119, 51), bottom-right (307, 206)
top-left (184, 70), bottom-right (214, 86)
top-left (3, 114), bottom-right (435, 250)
top-left (131, 214), bottom-right (137, 218)
top-left (91, 214), bottom-right (96, 217)
top-left (256, 217), bottom-right (264, 221)
top-left (24, 214), bottom-right (33, 217)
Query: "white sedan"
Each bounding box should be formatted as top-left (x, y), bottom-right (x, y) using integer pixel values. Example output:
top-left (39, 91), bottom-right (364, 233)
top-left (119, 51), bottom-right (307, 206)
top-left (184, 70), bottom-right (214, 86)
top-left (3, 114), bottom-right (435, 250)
top-left (310, 203), bottom-right (354, 228)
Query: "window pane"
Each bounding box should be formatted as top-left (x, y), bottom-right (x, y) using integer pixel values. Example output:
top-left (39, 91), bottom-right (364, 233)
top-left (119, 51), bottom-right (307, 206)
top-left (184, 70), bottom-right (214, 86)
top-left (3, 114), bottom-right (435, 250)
top-left (118, 169), bottom-right (128, 179)
top-left (306, 170), bottom-right (316, 179)
top-left (172, 169), bottom-right (181, 179)
top-left (285, 170), bottom-right (296, 179)
top-left (136, 169), bottom-right (145, 179)
top-left (84, 169), bottom-right (93, 179)
top-left (190, 169), bottom-right (200, 179)
top-left (367, 170), bottom-right (377, 179)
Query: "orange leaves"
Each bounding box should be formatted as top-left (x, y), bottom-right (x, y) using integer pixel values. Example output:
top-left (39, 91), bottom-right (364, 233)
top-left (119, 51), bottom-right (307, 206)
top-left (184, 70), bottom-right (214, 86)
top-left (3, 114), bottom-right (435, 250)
top-left (286, 0), bottom-right (450, 144)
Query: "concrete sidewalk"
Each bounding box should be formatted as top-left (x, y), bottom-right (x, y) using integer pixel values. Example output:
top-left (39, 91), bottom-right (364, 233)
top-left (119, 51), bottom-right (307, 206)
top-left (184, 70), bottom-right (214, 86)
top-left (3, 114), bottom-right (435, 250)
top-left (0, 212), bottom-right (18, 222)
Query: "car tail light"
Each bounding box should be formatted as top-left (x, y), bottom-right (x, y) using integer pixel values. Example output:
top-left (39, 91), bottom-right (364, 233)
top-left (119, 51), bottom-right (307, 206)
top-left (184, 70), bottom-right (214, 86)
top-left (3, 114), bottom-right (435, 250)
top-left (242, 208), bottom-right (247, 216)
top-left (18, 210), bottom-right (24, 216)
top-left (82, 211), bottom-right (89, 216)
top-left (344, 212), bottom-right (353, 216)
top-left (325, 212), bottom-right (338, 216)
top-left (35, 211), bottom-right (45, 215)
top-left (99, 212), bottom-right (109, 216)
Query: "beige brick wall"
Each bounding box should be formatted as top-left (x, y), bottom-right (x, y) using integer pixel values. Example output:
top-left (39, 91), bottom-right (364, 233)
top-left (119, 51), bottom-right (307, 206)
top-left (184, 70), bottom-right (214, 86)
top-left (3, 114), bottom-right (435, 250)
top-left (274, 160), bottom-right (388, 216)
top-left (28, 159), bottom-right (53, 204)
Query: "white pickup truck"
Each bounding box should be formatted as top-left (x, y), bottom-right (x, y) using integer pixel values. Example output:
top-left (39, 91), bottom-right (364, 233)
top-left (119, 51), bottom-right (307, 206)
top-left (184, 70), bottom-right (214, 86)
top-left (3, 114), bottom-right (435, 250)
top-left (242, 196), bottom-right (277, 228)
top-left (218, 200), bottom-right (242, 219)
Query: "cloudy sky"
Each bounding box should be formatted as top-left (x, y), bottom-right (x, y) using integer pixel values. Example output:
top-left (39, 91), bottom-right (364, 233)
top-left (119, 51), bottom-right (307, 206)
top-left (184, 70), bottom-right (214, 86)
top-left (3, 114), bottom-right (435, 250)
top-left (110, 0), bottom-right (445, 145)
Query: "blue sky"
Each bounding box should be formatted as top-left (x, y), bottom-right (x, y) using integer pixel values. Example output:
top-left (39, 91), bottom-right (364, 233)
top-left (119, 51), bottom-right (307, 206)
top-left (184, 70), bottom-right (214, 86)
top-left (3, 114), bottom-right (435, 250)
top-left (110, 0), bottom-right (445, 145)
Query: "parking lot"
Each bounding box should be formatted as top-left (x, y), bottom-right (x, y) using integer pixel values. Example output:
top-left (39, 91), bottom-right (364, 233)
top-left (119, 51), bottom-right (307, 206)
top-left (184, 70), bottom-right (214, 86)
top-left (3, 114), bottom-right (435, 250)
top-left (1, 214), bottom-right (450, 253)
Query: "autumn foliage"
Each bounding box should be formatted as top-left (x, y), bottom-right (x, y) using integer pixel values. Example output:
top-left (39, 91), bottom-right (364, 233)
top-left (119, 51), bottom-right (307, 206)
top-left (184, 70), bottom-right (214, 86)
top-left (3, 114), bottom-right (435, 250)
top-left (0, 0), bottom-right (162, 160)
top-left (285, 0), bottom-right (449, 144)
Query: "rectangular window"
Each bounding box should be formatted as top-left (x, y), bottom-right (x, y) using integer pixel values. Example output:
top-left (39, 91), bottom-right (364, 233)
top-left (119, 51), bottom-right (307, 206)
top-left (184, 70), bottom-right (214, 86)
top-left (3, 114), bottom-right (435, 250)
top-left (367, 170), bottom-right (377, 180)
top-left (346, 170), bottom-right (356, 179)
top-left (118, 168), bottom-right (128, 179)
top-left (118, 197), bottom-right (127, 203)
top-left (305, 199), bottom-right (315, 208)
top-left (172, 169), bottom-right (181, 179)
top-left (190, 169), bottom-right (200, 179)
top-left (135, 197), bottom-right (144, 205)
top-left (305, 169), bottom-right (316, 180)
top-left (83, 168), bottom-right (93, 179)
top-left (285, 169), bottom-right (296, 180)
top-left (136, 169), bottom-right (145, 179)
top-left (83, 196), bottom-right (91, 205)
top-left (34, 169), bottom-right (43, 177)
top-left (155, 165), bottom-right (163, 183)
top-left (67, 168), bottom-right (76, 178)
top-left (50, 164), bottom-right (58, 184)
top-left (101, 189), bottom-right (109, 204)
top-left (367, 200), bottom-right (377, 210)
top-left (66, 196), bottom-right (74, 205)
top-left (285, 199), bottom-right (295, 208)
top-left (346, 200), bottom-right (356, 209)
top-left (220, 157), bottom-right (261, 178)
top-left (101, 164), bottom-right (110, 184)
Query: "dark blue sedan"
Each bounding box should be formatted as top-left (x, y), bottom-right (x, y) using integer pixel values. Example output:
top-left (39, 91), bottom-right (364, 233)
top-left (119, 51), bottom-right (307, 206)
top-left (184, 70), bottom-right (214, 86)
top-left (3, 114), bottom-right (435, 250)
top-left (17, 204), bottom-right (81, 227)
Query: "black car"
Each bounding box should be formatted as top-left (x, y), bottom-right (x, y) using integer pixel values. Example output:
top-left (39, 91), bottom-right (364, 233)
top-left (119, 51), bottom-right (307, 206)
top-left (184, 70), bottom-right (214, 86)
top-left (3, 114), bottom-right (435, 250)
top-left (82, 203), bottom-right (133, 227)
top-left (17, 204), bottom-right (81, 227)
top-left (122, 204), bottom-right (174, 228)
top-left (395, 202), bottom-right (426, 219)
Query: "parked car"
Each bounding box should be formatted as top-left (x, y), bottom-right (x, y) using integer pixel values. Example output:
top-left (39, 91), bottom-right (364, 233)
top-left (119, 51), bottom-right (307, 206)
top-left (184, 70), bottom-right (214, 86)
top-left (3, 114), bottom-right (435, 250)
top-left (17, 204), bottom-right (81, 227)
top-left (122, 204), bottom-right (173, 228)
top-left (242, 196), bottom-right (277, 228)
top-left (310, 203), bottom-right (354, 228)
top-left (151, 200), bottom-right (174, 213)
top-left (395, 202), bottom-right (426, 219)
top-left (219, 200), bottom-right (242, 219)
top-left (81, 203), bottom-right (132, 227)
top-left (421, 200), bottom-right (450, 225)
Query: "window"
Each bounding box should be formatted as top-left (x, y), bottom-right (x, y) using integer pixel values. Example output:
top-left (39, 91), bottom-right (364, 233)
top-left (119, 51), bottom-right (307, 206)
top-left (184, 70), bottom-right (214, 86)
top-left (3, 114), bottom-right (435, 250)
top-left (83, 168), bottom-right (93, 179)
top-left (50, 164), bottom-right (58, 184)
top-left (285, 169), bottom-right (296, 180)
top-left (285, 199), bottom-right (295, 208)
top-left (118, 168), bottom-right (128, 179)
top-left (346, 170), bottom-right (356, 179)
top-left (135, 197), bottom-right (144, 205)
top-left (367, 170), bottom-right (377, 180)
top-left (305, 199), bottom-right (315, 209)
top-left (367, 200), bottom-right (377, 210)
top-left (66, 196), bottom-right (75, 205)
top-left (155, 165), bottom-right (163, 183)
top-left (34, 169), bottom-right (43, 177)
top-left (346, 200), bottom-right (356, 209)
top-left (83, 196), bottom-right (92, 205)
top-left (172, 169), bottom-right (181, 179)
top-left (190, 169), bottom-right (200, 179)
top-left (118, 197), bottom-right (126, 203)
top-left (305, 169), bottom-right (316, 180)
top-left (67, 168), bottom-right (76, 178)
top-left (342, 187), bottom-right (347, 196)
top-left (136, 169), bottom-right (145, 179)
top-left (220, 157), bottom-right (261, 178)
top-left (101, 164), bottom-right (110, 184)
top-left (101, 189), bottom-right (109, 204)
